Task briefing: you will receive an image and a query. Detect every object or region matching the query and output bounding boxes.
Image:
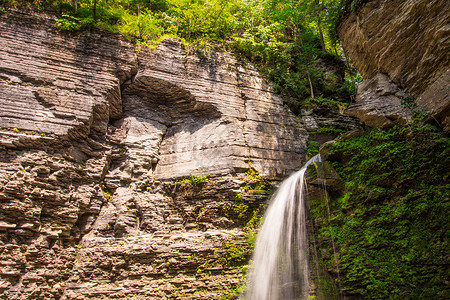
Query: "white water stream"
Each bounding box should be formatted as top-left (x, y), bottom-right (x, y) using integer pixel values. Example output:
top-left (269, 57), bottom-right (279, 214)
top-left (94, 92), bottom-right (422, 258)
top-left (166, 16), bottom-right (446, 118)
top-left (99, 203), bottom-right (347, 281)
top-left (245, 154), bottom-right (322, 300)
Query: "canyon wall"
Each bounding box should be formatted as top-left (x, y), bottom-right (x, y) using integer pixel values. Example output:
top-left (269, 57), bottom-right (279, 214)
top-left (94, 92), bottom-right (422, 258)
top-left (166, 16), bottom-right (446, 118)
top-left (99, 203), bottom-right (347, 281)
top-left (306, 1), bottom-right (450, 298)
top-left (0, 10), bottom-right (306, 299)
top-left (339, 0), bottom-right (450, 130)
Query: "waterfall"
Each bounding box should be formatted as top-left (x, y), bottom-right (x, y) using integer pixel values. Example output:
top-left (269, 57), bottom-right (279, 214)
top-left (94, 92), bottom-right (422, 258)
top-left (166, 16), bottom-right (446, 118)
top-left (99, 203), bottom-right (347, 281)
top-left (244, 154), bottom-right (322, 300)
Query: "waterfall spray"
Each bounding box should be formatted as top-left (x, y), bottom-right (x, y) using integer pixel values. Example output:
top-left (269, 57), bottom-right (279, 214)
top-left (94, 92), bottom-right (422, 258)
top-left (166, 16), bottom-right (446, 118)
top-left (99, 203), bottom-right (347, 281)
top-left (245, 154), bottom-right (322, 300)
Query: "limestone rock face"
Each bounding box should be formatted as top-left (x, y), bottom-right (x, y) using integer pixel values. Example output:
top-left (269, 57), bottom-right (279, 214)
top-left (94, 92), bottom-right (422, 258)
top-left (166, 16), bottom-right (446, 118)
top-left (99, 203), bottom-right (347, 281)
top-left (121, 40), bottom-right (306, 180)
top-left (339, 0), bottom-right (450, 130)
top-left (0, 10), bottom-right (306, 299)
top-left (346, 73), bottom-right (411, 127)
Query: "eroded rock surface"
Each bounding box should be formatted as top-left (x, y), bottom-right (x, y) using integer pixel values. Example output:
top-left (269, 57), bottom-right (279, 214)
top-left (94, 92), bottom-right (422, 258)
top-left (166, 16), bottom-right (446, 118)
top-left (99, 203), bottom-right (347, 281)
top-left (125, 41), bottom-right (306, 180)
top-left (0, 10), bottom-right (306, 299)
top-left (346, 73), bottom-right (412, 127)
top-left (339, 0), bottom-right (450, 129)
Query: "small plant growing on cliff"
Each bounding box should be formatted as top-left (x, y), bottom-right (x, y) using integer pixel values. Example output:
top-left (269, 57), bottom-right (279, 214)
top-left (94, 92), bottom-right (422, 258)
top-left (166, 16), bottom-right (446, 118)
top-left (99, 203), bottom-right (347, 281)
top-left (233, 201), bottom-right (249, 219)
top-left (187, 173), bottom-right (208, 186)
top-left (245, 209), bottom-right (264, 229)
top-left (305, 96), bottom-right (349, 111)
top-left (311, 126), bottom-right (345, 136)
top-left (412, 108), bottom-right (431, 122)
top-left (243, 162), bottom-right (261, 183)
top-left (56, 14), bottom-right (94, 32)
top-left (306, 140), bottom-right (320, 157)
top-left (232, 163), bottom-right (271, 222)
top-left (398, 94), bottom-right (431, 122)
top-left (399, 94), bottom-right (416, 109)
top-left (101, 183), bottom-right (110, 199)
top-left (162, 183), bottom-right (173, 191)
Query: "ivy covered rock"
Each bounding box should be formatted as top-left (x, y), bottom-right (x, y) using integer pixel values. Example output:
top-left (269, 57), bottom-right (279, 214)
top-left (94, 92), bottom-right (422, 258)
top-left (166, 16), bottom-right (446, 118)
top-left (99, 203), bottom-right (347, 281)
top-left (309, 125), bottom-right (449, 299)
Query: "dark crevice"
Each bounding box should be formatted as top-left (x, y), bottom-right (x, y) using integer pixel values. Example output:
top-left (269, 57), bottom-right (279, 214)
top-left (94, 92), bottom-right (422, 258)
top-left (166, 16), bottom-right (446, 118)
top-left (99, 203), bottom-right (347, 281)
top-left (236, 64), bottom-right (252, 165)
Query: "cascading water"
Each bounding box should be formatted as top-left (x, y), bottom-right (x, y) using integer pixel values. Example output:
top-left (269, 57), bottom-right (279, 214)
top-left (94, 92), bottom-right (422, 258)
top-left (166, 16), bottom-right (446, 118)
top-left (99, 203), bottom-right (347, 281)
top-left (244, 154), bottom-right (322, 300)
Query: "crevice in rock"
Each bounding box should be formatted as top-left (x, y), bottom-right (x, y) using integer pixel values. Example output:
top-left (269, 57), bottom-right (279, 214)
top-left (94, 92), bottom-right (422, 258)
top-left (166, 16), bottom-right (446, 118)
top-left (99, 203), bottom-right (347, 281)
top-left (236, 65), bottom-right (252, 168)
top-left (65, 65), bottom-right (140, 246)
top-left (58, 66), bottom-right (142, 298)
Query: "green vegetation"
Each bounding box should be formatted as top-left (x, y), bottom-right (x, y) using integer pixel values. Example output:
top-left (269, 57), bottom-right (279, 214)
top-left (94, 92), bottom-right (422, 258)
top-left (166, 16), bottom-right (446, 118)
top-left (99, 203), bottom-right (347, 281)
top-left (163, 173), bottom-right (208, 191)
top-left (219, 284), bottom-right (246, 300)
top-left (398, 94), bottom-right (431, 123)
top-left (187, 173), bottom-right (208, 185)
top-left (172, 173), bottom-right (209, 186)
top-left (233, 163), bottom-right (271, 224)
top-left (306, 140), bottom-right (320, 157)
top-left (310, 126), bottom-right (346, 136)
top-left (310, 124), bottom-right (449, 298)
top-left (305, 95), bottom-right (351, 110)
top-left (217, 230), bottom-right (256, 299)
top-left (1, 0), bottom-right (362, 114)
top-left (100, 182), bottom-right (110, 199)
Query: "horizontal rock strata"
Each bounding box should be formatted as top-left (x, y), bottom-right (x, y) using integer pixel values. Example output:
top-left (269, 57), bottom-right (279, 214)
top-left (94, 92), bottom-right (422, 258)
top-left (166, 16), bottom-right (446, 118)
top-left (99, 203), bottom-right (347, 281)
top-left (346, 73), bottom-right (412, 127)
top-left (339, 0), bottom-right (450, 129)
top-left (0, 10), bottom-right (307, 300)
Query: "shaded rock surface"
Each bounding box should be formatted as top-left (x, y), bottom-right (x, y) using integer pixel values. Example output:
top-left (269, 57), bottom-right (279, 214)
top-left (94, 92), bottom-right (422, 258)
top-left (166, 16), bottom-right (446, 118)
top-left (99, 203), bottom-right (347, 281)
top-left (0, 10), bottom-right (306, 299)
top-left (300, 107), bottom-right (362, 146)
top-left (346, 73), bottom-right (412, 127)
top-left (339, 0), bottom-right (450, 130)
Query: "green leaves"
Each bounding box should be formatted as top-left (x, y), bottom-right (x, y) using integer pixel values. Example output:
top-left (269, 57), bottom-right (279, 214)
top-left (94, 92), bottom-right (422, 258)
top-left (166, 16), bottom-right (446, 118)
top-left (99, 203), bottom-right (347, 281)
top-left (120, 9), bottom-right (164, 42)
top-left (312, 125), bottom-right (450, 298)
top-left (56, 14), bottom-right (95, 31)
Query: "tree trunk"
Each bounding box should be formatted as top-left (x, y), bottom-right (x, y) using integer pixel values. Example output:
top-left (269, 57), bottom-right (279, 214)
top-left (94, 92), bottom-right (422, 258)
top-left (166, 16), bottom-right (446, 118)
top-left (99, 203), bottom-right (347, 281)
top-left (93, 0), bottom-right (97, 21)
top-left (307, 69), bottom-right (315, 99)
top-left (73, 0), bottom-right (77, 16)
top-left (317, 14), bottom-right (326, 51)
top-left (188, 19), bottom-right (191, 38)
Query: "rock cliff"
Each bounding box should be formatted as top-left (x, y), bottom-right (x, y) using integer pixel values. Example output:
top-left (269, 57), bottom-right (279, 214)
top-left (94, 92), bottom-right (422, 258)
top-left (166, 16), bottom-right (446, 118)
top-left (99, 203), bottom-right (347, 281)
top-left (0, 10), bottom-right (306, 299)
top-left (339, 0), bottom-right (450, 130)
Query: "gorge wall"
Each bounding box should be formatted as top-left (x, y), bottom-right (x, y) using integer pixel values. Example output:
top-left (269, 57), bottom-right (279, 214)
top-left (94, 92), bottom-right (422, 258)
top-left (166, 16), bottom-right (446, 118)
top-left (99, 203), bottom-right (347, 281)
top-left (339, 0), bottom-right (450, 130)
top-left (2, 0), bottom-right (448, 299)
top-left (0, 10), bottom-right (307, 299)
top-left (305, 0), bottom-right (449, 299)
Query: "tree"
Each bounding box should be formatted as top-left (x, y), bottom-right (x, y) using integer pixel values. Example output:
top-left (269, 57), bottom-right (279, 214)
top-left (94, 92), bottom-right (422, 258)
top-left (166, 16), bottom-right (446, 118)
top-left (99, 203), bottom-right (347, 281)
top-left (73, 0), bottom-right (77, 15)
top-left (316, 5), bottom-right (326, 51)
top-left (93, 0), bottom-right (97, 21)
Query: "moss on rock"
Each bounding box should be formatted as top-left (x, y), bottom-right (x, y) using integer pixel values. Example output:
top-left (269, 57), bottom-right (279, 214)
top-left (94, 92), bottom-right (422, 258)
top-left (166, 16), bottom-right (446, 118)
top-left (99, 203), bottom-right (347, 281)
top-left (310, 124), bottom-right (449, 299)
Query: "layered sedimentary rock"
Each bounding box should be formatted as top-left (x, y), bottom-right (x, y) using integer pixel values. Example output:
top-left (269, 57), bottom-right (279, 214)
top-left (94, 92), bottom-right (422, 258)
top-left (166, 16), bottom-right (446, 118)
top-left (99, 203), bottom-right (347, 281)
top-left (346, 73), bottom-right (412, 127)
top-left (339, 0), bottom-right (450, 130)
top-left (0, 10), bottom-right (306, 299)
top-left (120, 40), bottom-right (306, 181)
